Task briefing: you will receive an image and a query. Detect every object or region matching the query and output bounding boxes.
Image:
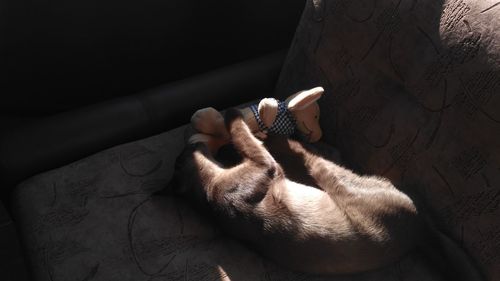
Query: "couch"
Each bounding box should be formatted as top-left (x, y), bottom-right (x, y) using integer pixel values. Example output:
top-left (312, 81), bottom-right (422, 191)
top-left (5, 0), bottom-right (500, 280)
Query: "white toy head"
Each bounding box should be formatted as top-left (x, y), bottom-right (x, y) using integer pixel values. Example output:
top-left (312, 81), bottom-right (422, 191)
top-left (257, 87), bottom-right (324, 142)
top-left (286, 87), bottom-right (324, 142)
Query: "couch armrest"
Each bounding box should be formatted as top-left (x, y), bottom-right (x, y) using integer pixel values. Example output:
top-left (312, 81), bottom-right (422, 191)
top-left (0, 50), bottom-right (286, 190)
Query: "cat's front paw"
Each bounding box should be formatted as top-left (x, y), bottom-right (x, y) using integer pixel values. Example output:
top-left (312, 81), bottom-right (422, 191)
top-left (188, 133), bottom-right (228, 154)
top-left (191, 107), bottom-right (227, 137)
top-left (188, 133), bottom-right (212, 145)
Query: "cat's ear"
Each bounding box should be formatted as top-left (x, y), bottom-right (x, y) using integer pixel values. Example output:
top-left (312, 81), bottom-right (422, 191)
top-left (258, 98), bottom-right (279, 128)
top-left (286, 87), bottom-right (324, 111)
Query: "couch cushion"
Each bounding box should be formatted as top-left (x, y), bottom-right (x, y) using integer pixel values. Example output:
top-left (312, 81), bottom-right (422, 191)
top-left (12, 125), bottom-right (444, 280)
top-left (276, 0), bottom-right (499, 279)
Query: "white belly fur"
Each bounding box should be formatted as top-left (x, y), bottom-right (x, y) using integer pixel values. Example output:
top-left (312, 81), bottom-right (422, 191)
top-left (281, 179), bottom-right (353, 239)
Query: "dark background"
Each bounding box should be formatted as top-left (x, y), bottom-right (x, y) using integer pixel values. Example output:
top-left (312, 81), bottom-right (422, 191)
top-left (1, 0), bottom-right (305, 124)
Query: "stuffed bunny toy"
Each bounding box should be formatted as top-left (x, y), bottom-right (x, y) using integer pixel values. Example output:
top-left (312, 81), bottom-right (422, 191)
top-left (190, 87), bottom-right (324, 152)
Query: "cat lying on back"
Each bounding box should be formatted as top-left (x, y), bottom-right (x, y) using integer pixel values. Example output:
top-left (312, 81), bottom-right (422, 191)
top-left (167, 108), bottom-right (484, 280)
top-left (169, 108), bottom-right (422, 274)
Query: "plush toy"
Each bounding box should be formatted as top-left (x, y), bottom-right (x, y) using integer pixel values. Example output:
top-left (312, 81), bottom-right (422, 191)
top-left (190, 87), bottom-right (324, 152)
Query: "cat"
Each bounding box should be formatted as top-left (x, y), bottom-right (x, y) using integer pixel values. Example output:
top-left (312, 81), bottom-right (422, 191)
top-left (167, 108), bottom-right (484, 280)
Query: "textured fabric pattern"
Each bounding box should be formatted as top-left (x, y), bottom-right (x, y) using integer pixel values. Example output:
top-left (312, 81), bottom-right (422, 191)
top-left (12, 0), bottom-right (500, 279)
top-left (250, 99), bottom-right (297, 135)
top-left (12, 126), bottom-right (443, 281)
top-left (276, 0), bottom-right (500, 280)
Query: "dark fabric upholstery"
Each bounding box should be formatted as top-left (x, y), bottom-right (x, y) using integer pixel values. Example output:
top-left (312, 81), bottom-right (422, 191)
top-left (2, 0), bottom-right (305, 115)
top-left (0, 201), bottom-right (29, 281)
top-left (276, 0), bottom-right (500, 279)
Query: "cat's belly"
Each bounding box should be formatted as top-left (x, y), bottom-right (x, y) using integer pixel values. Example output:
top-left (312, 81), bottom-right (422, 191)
top-left (253, 180), bottom-right (417, 274)
top-left (280, 179), bottom-right (354, 239)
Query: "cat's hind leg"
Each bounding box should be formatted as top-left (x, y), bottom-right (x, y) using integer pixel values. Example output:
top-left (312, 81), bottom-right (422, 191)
top-left (286, 139), bottom-right (408, 218)
top-left (285, 139), bottom-right (355, 196)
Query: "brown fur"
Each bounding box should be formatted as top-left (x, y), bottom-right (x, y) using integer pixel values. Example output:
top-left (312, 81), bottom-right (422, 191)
top-left (171, 108), bottom-right (423, 275)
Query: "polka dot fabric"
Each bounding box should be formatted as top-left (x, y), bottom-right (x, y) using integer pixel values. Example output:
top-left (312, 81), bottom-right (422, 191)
top-left (250, 99), bottom-right (296, 136)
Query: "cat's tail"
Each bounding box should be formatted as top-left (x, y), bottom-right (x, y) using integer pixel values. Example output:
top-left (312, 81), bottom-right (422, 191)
top-left (419, 222), bottom-right (485, 281)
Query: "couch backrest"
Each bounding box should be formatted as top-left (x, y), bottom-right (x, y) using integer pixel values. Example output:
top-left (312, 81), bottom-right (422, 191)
top-left (275, 0), bottom-right (500, 279)
top-left (1, 0), bottom-right (305, 115)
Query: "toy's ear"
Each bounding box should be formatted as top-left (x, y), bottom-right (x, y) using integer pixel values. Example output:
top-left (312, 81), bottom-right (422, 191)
top-left (258, 98), bottom-right (279, 128)
top-left (286, 87), bottom-right (324, 111)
